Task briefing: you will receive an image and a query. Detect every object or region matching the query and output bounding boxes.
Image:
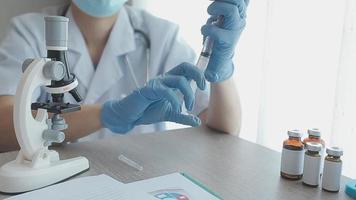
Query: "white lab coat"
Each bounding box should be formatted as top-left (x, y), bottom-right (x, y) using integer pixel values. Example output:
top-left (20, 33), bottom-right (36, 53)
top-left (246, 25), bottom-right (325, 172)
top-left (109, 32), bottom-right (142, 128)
top-left (0, 5), bottom-right (209, 141)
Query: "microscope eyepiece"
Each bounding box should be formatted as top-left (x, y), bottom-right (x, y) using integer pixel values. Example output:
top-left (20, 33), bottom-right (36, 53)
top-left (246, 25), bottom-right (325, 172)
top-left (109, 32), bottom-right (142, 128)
top-left (44, 16), bottom-right (69, 51)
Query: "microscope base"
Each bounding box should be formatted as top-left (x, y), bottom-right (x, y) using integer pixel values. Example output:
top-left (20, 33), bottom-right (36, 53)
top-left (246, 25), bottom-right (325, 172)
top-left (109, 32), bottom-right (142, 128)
top-left (0, 154), bottom-right (89, 194)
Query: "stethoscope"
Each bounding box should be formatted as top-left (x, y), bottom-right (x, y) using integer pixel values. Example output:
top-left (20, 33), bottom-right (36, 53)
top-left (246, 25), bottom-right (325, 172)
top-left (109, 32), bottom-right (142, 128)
top-left (124, 8), bottom-right (150, 89)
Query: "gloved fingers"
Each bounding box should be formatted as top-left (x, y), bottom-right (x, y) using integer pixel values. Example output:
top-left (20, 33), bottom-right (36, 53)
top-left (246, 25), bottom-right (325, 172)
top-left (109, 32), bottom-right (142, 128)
top-left (244, 0), bottom-right (249, 7)
top-left (161, 75), bottom-right (195, 111)
top-left (202, 17), bottom-right (221, 43)
top-left (214, 0), bottom-right (244, 6)
top-left (208, 1), bottom-right (246, 30)
top-left (208, 2), bottom-right (240, 30)
top-left (206, 16), bottom-right (217, 25)
top-left (151, 84), bottom-right (182, 113)
top-left (239, 1), bottom-right (247, 19)
top-left (201, 24), bottom-right (242, 45)
top-left (213, 0), bottom-right (248, 17)
top-left (140, 79), bottom-right (181, 111)
top-left (167, 112), bottom-right (201, 127)
top-left (134, 100), bottom-right (171, 125)
top-left (167, 62), bottom-right (206, 90)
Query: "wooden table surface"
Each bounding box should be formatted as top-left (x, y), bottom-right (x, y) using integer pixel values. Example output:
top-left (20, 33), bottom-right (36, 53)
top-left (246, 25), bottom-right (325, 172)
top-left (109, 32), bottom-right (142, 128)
top-left (0, 127), bottom-right (352, 200)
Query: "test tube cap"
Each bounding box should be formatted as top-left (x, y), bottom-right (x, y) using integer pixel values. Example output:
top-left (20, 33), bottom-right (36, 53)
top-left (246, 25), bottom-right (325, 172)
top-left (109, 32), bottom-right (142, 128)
top-left (308, 128), bottom-right (321, 137)
top-left (305, 142), bottom-right (322, 152)
top-left (287, 130), bottom-right (303, 138)
top-left (44, 16), bottom-right (69, 51)
top-left (326, 147), bottom-right (343, 157)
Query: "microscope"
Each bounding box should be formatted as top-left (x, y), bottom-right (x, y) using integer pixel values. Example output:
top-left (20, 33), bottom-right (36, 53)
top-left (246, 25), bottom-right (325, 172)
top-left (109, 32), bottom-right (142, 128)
top-left (0, 16), bottom-right (89, 193)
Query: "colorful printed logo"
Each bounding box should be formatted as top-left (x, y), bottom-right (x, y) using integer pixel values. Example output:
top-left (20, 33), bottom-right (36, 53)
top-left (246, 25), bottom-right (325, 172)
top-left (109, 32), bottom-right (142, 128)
top-left (150, 189), bottom-right (191, 200)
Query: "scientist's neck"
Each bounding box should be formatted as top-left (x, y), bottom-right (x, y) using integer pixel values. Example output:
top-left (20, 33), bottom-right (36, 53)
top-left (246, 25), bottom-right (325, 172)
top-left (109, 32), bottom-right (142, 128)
top-left (72, 4), bottom-right (117, 59)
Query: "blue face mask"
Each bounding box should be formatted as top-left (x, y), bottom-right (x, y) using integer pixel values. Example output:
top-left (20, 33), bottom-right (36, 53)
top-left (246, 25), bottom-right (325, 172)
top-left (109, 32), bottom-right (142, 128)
top-left (73, 0), bottom-right (128, 17)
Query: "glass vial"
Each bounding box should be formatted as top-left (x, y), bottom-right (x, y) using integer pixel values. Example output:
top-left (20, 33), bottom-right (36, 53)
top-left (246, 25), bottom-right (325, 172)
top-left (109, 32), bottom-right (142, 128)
top-left (303, 128), bottom-right (326, 175)
top-left (322, 147), bottom-right (343, 192)
top-left (303, 128), bottom-right (325, 148)
top-left (280, 130), bottom-right (304, 180)
top-left (302, 142), bottom-right (322, 187)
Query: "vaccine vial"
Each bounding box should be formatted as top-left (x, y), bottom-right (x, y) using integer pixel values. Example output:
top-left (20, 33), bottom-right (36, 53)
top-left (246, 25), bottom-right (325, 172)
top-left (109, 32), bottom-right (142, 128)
top-left (280, 130), bottom-right (304, 180)
top-left (322, 147), bottom-right (343, 192)
top-left (302, 142), bottom-right (322, 187)
top-left (303, 128), bottom-right (326, 174)
top-left (303, 128), bottom-right (325, 147)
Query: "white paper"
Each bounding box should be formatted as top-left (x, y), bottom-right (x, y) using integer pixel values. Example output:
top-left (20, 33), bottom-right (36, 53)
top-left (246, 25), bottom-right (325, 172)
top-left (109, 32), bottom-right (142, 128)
top-left (125, 173), bottom-right (221, 200)
top-left (6, 175), bottom-right (155, 200)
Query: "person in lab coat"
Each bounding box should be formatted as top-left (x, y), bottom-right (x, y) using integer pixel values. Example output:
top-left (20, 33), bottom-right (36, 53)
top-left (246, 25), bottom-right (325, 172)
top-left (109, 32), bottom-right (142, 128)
top-left (0, 0), bottom-right (247, 152)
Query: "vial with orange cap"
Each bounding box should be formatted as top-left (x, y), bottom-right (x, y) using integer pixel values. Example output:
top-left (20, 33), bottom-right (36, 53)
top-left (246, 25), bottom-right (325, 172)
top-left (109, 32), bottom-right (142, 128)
top-left (280, 130), bottom-right (304, 180)
top-left (303, 128), bottom-right (325, 149)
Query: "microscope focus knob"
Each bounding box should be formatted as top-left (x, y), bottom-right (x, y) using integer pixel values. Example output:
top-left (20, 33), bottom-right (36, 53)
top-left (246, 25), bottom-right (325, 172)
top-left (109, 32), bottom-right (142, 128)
top-left (43, 130), bottom-right (65, 145)
top-left (43, 61), bottom-right (66, 81)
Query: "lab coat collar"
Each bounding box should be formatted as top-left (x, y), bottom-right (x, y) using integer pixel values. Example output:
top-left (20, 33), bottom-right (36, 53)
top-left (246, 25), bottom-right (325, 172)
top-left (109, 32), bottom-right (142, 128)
top-left (105, 6), bottom-right (136, 57)
top-left (65, 6), bottom-right (137, 103)
top-left (66, 6), bottom-right (136, 57)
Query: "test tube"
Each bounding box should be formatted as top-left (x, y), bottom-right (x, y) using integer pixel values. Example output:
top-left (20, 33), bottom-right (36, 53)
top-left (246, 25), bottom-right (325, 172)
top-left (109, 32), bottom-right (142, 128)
top-left (118, 154), bottom-right (144, 171)
top-left (196, 16), bottom-right (224, 73)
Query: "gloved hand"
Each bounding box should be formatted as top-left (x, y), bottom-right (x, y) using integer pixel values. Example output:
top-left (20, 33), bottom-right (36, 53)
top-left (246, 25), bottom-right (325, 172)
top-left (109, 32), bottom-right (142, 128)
top-left (101, 62), bottom-right (206, 134)
top-left (201, 0), bottom-right (249, 82)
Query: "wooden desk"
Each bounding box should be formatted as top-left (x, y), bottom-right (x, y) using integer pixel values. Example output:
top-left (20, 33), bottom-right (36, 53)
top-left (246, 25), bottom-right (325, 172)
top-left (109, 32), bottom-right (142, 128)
top-left (0, 127), bottom-right (352, 200)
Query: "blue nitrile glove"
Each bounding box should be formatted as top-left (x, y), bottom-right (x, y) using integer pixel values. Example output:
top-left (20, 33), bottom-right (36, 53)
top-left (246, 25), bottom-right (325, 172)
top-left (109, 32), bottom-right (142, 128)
top-left (101, 62), bottom-right (206, 134)
top-left (201, 0), bottom-right (248, 82)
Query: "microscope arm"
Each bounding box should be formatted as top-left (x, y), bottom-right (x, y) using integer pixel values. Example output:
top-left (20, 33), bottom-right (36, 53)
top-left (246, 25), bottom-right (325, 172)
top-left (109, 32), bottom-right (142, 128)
top-left (14, 58), bottom-right (65, 160)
